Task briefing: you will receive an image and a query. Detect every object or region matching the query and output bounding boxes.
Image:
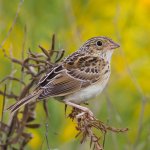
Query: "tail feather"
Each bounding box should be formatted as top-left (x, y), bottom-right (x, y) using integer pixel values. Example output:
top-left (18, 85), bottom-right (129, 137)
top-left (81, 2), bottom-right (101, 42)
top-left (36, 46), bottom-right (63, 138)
top-left (7, 89), bottom-right (43, 114)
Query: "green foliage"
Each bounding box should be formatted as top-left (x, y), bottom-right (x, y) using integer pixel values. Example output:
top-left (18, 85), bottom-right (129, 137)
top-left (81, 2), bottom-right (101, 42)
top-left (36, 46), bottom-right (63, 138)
top-left (0, 0), bottom-right (150, 149)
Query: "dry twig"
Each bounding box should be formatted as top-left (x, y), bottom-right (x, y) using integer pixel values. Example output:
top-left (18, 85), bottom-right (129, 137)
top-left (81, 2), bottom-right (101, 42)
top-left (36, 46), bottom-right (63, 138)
top-left (68, 108), bottom-right (128, 150)
top-left (0, 34), bottom-right (64, 150)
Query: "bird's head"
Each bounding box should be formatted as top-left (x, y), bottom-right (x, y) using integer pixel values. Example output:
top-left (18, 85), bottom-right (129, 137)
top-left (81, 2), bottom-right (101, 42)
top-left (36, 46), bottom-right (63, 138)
top-left (79, 36), bottom-right (120, 62)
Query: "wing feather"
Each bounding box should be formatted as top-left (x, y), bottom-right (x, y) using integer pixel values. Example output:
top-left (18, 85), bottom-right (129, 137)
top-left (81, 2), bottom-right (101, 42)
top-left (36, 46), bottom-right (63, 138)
top-left (38, 55), bottom-right (106, 99)
top-left (39, 72), bottom-right (82, 98)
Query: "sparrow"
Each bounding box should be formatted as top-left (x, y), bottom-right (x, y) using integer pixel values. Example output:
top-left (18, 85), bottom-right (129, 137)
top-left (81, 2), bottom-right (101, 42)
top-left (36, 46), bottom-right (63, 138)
top-left (7, 36), bottom-right (120, 115)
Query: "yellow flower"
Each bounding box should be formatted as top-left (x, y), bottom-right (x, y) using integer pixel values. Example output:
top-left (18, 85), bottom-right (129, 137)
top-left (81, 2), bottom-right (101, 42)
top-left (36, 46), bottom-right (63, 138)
top-left (60, 119), bottom-right (77, 142)
top-left (28, 130), bottom-right (42, 149)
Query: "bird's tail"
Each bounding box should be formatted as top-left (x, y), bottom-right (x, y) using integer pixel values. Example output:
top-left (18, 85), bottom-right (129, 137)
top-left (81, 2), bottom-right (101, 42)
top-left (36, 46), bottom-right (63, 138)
top-left (7, 89), bottom-right (43, 114)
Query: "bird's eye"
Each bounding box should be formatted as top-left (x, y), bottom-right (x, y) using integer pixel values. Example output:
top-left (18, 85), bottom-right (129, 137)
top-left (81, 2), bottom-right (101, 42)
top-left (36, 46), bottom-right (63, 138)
top-left (96, 40), bottom-right (103, 47)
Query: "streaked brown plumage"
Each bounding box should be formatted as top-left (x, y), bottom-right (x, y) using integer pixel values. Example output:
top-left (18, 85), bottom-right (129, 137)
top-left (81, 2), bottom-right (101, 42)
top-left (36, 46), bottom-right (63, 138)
top-left (7, 36), bottom-right (120, 114)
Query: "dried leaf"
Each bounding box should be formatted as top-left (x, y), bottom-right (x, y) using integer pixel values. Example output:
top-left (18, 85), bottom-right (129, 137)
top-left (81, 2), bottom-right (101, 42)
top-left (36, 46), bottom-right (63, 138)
top-left (26, 124), bottom-right (41, 128)
top-left (39, 45), bottom-right (50, 58)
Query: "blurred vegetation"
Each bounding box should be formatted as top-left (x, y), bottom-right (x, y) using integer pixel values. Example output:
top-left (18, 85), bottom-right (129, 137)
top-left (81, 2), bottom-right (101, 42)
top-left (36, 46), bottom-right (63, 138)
top-left (0, 0), bottom-right (150, 149)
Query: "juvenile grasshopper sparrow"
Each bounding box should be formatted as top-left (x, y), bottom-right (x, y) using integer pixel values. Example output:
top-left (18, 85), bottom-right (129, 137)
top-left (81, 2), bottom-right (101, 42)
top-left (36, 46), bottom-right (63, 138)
top-left (8, 36), bottom-right (120, 115)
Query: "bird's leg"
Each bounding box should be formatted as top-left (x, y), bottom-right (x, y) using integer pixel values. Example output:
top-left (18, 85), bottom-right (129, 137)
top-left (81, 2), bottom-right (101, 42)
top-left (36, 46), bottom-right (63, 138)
top-left (65, 101), bottom-right (94, 117)
top-left (76, 112), bottom-right (86, 118)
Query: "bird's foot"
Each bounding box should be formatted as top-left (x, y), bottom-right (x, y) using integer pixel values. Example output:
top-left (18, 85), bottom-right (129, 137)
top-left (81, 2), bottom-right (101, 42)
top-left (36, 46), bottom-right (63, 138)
top-left (76, 108), bottom-right (94, 120)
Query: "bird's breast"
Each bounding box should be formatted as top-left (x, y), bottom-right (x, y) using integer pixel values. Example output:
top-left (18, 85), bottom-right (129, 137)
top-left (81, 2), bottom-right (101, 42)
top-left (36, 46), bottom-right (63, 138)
top-left (64, 73), bottom-right (110, 104)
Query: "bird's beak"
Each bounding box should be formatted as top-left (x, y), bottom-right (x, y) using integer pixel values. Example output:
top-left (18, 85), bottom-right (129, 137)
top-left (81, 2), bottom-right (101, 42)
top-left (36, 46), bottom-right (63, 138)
top-left (110, 42), bottom-right (120, 49)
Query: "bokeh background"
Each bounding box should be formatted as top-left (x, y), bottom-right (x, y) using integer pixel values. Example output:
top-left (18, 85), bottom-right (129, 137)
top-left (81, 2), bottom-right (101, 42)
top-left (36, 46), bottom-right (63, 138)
top-left (0, 0), bottom-right (150, 149)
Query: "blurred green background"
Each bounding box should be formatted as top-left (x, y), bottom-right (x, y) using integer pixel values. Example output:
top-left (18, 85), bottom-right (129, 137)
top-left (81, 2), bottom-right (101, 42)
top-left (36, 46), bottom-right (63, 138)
top-left (0, 0), bottom-right (150, 149)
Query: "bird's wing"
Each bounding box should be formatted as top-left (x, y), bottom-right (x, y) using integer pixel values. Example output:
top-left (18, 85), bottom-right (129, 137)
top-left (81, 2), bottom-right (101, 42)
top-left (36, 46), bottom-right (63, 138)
top-left (38, 54), bottom-right (107, 98)
top-left (38, 64), bottom-right (82, 98)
